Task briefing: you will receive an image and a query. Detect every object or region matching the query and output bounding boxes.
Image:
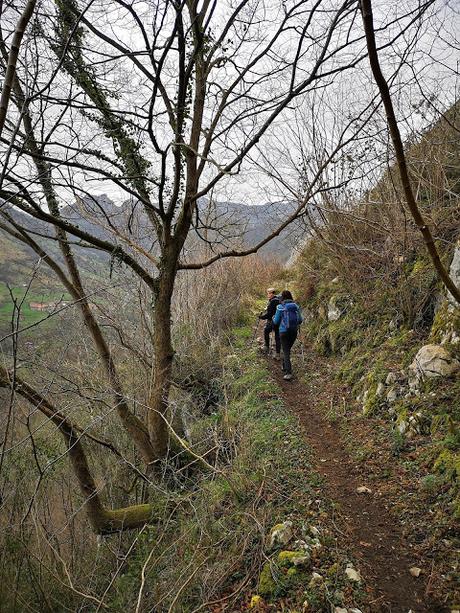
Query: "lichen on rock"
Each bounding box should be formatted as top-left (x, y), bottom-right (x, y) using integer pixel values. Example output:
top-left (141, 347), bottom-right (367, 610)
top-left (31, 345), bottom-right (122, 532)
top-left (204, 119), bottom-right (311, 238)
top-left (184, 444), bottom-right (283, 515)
top-left (410, 344), bottom-right (460, 378)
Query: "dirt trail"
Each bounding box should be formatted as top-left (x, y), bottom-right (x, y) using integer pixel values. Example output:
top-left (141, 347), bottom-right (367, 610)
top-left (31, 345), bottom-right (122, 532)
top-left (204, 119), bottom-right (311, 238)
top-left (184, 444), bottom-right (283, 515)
top-left (268, 346), bottom-right (446, 613)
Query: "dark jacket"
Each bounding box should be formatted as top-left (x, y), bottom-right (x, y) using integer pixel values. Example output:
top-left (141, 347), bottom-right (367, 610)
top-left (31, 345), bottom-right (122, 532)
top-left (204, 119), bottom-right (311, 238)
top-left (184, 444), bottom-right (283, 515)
top-left (259, 295), bottom-right (280, 321)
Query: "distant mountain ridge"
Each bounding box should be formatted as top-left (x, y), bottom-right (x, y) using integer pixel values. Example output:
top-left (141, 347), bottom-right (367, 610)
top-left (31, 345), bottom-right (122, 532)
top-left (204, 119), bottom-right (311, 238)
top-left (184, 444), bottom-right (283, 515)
top-left (0, 197), bottom-right (304, 284)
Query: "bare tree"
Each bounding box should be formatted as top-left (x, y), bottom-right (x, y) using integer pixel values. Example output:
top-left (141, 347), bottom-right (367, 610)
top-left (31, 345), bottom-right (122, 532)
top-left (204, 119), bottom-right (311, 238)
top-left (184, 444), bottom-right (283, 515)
top-left (360, 0), bottom-right (460, 304)
top-left (0, 0), bottom-right (36, 137)
top-left (0, 0), bottom-right (451, 533)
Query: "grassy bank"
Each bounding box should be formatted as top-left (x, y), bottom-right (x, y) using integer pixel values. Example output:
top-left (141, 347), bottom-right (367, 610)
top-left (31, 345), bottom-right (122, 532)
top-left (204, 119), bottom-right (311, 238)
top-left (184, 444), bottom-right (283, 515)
top-left (100, 320), bottom-right (366, 612)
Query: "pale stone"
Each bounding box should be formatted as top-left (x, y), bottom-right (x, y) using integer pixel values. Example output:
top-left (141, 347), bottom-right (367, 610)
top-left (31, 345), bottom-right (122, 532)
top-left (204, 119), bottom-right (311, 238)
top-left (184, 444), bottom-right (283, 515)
top-left (386, 372), bottom-right (397, 385)
top-left (447, 239), bottom-right (460, 306)
top-left (410, 344), bottom-right (460, 378)
top-left (356, 486), bottom-right (372, 494)
top-left (292, 554), bottom-right (309, 566)
top-left (398, 420), bottom-right (408, 435)
top-left (310, 572), bottom-right (323, 584)
top-left (328, 296), bottom-right (342, 321)
top-left (345, 566), bottom-right (361, 582)
top-left (376, 382), bottom-right (385, 397)
top-left (409, 567), bottom-right (422, 577)
top-left (269, 520), bottom-right (293, 549)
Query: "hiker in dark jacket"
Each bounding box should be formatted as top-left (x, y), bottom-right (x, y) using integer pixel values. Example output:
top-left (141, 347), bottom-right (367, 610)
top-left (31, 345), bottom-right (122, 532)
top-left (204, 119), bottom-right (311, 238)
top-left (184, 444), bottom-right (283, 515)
top-left (272, 290), bottom-right (303, 380)
top-left (258, 287), bottom-right (281, 359)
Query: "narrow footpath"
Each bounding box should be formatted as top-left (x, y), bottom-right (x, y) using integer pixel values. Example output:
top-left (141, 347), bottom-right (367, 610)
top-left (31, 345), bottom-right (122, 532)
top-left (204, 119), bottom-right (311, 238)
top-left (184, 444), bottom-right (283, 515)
top-left (268, 345), bottom-right (447, 613)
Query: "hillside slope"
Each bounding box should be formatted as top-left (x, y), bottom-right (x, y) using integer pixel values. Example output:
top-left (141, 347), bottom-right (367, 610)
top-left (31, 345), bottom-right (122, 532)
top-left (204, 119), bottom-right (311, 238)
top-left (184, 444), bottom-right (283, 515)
top-left (290, 104), bottom-right (460, 610)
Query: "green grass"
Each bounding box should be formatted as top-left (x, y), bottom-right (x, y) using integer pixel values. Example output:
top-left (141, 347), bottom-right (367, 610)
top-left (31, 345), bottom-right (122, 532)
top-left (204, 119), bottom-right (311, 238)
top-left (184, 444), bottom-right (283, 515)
top-left (101, 325), bottom-right (366, 612)
top-left (0, 282), bottom-right (72, 328)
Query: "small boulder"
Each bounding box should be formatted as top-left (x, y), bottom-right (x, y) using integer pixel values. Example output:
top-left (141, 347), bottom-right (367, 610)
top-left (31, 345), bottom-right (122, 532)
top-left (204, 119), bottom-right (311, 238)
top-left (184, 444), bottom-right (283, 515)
top-left (447, 239), bottom-right (460, 306)
top-left (386, 386), bottom-right (399, 403)
top-left (410, 345), bottom-right (460, 378)
top-left (309, 571), bottom-right (323, 586)
top-left (345, 565), bottom-right (362, 583)
top-left (386, 372), bottom-right (397, 385)
top-left (278, 549), bottom-right (310, 567)
top-left (328, 296), bottom-right (342, 322)
top-left (269, 520), bottom-right (293, 549)
top-left (356, 486), bottom-right (372, 494)
top-left (397, 420), bottom-right (408, 435)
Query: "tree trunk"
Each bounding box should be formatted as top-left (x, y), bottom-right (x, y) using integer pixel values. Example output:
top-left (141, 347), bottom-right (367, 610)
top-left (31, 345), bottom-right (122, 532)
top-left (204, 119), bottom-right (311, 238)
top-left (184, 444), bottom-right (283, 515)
top-left (0, 367), bottom-right (156, 534)
top-left (360, 0), bottom-right (460, 305)
top-left (148, 258), bottom-right (176, 463)
top-left (8, 74), bottom-right (158, 465)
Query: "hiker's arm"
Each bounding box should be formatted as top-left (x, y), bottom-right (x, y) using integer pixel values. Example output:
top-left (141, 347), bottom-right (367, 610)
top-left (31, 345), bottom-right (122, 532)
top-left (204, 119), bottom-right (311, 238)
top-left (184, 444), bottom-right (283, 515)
top-left (272, 306), bottom-right (282, 326)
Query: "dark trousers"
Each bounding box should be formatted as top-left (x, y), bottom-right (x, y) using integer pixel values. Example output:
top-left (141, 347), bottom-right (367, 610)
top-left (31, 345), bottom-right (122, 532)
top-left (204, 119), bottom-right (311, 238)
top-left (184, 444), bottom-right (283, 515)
top-left (264, 323), bottom-right (280, 353)
top-left (280, 329), bottom-right (297, 374)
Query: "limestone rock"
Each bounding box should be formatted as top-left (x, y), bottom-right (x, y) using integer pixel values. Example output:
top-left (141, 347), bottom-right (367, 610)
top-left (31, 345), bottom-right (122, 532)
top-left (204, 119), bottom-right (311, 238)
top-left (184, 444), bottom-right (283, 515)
top-left (345, 564), bottom-right (361, 582)
top-left (269, 520), bottom-right (293, 549)
top-left (386, 386), bottom-right (401, 403)
top-left (356, 486), bottom-right (372, 494)
top-left (309, 571), bottom-right (323, 586)
top-left (409, 566), bottom-right (422, 577)
top-left (376, 382), bottom-right (385, 398)
top-left (397, 420), bottom-right (408, 435)
top-left (447, 239), bottom-right (460, 307)
top-left (278, 549), bottom-right (310, 567)
top-left (328, 296), bottom-right (342, 321)
top-left (310, 525), bottom-right (320, 537)
top-left (410, 344), bottom-right (460, 378)
top-left (408, 412), bottom-right (427, 435)
top-left (386, 372), bottom-right (397, 385)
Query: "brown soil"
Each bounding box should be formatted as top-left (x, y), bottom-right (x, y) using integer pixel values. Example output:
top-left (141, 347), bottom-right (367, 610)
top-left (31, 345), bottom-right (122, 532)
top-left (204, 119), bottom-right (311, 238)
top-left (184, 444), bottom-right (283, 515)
top-left (268, 346), bottom-right (448, 613)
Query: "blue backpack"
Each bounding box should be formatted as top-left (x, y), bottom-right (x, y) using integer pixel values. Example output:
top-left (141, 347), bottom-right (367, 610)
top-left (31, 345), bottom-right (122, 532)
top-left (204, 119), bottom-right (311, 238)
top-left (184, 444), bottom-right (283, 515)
top-left (281, 302), bottom-right (300, 330)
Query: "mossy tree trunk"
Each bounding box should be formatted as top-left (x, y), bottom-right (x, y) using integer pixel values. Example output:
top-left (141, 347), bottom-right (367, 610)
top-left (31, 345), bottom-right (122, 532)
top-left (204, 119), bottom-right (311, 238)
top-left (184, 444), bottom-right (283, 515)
top-left (0, 366), bottom-right (155, 534)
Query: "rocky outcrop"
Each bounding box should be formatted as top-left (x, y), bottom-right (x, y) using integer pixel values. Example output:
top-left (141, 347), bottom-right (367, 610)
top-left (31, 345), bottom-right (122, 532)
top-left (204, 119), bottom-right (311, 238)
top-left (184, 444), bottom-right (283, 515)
top-left (447, 239), bottom-right (460, 307)
top-left (409, 344), bottom-right (460, 379)
top-left (328, 296), bottom-right (343, 321)
top-left (268, 520), bottom-right (293, 549)
top-left (327, 295), bottom-right (352, 322)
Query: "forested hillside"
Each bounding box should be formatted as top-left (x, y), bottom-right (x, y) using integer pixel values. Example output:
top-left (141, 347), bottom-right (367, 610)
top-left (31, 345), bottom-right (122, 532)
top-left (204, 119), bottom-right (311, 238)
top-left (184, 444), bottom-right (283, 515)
top-left (0, 1), bottom-right (459, 612)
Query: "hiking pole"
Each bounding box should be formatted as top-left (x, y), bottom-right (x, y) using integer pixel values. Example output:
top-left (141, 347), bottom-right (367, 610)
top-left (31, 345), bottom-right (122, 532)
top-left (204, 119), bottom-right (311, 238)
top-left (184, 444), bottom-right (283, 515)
top-left (298, 327), bottom-right (305, 362)
top-left (251, 314), bottom-right (260, 343)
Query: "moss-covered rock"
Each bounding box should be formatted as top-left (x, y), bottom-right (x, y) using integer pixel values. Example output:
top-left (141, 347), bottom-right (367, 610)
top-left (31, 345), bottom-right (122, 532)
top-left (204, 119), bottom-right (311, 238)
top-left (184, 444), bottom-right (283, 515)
top-left (258, 562), bottom-right (276, 597)
top-left (278, 549), bottom-right (310, 567)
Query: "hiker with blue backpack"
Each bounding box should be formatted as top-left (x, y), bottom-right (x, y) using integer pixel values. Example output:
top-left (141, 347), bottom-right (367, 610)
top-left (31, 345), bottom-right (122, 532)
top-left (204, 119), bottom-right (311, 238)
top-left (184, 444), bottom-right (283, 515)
top-left (272, 290), bottom-right (303, 380)
top-left (258, 287), bottom-right (281, 359)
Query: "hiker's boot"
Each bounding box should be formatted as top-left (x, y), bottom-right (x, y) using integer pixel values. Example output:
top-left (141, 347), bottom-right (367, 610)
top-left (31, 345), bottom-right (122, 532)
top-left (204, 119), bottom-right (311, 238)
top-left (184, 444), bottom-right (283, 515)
top-left (273, 352), bottom-right (281, 361)
top-left (283, 373), bottom-right (293, 381)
